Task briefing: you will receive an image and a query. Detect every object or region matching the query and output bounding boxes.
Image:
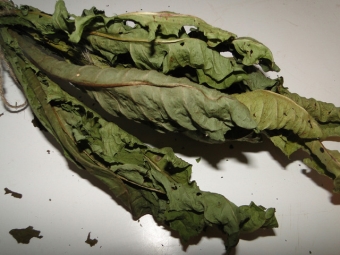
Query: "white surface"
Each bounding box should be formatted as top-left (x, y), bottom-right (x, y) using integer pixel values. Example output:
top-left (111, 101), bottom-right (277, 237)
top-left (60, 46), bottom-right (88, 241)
top-left (1, 1), bottom-right (340, 255)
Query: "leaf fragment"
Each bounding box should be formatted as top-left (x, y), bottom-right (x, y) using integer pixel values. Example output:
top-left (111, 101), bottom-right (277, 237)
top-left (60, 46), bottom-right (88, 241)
top-left (85, 232), bottom-right (98, 247)
top-left (4, 187), bottom-right (22, 199)
top-left (9, 226), bottom-right (43, 244)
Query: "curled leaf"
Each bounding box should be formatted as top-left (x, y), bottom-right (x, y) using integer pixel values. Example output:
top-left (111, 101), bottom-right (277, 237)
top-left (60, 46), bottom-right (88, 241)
top-left (232, 37), bottom-right (280, 72)
top-left (14, 32), bottom-right (257, 143)
top-left (0, 27), bottom-right (277, 253)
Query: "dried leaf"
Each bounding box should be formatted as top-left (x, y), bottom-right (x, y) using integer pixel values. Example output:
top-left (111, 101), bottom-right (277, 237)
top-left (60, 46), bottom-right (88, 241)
top-left (14, 32), bottom-right (257, 143)
top-left (85, 232), bottom-right (98, 247)
top-left (277, 85), bottom-right (340, 123)
top-left (4, 187), bottom-right (22, 199)
top-left (234, 90), bottom-right (323, 139)
top-left (9, 226), bottom-right (43, 244)
top-left (0, 27), bottom-right (277, 253)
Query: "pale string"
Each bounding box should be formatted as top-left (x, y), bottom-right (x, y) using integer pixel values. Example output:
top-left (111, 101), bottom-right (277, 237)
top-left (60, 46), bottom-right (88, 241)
top-left (0, 0), bottom-right (27, 110)
top-left (0, 49), bottom-right (27, 110)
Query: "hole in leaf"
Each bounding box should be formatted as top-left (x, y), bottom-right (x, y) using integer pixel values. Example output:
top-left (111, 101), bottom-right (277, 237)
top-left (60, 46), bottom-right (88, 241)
top-left (125, 20), bottom-right (136, 28)
top-left (220, 51), bottom-right (233, 58)
top-left (183, 25), bottom-right (197, 34)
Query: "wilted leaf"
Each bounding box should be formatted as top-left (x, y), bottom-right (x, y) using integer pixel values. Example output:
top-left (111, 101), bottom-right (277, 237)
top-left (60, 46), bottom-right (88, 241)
top-left (2, 0), bottom-right (279, 91)
top-left (14, 32), bottom-right (257, 143)
top-left (277, 85), bottom-right (340, 123)
top-left (0, 27), bottom-right (277, 253)
top-left (234, 90), bottom-right (323, 139)
top-left (232, 37), bottom-right (280, 72)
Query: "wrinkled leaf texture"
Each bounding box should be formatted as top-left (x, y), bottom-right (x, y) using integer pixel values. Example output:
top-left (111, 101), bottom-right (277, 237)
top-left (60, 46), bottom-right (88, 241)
top-left (16, 33), bottom-right (258, 143)
top-left (0, 28), bottom-right (278, 253)
top-left (0, 0), bottom-right (281, 91)
top-left (2, 0), bottom-right (340, 192)
top-left (234, 90), bottom-right (323, 139)
top-left (234, 89), bottom-right (340, 191)
top-left (56, 1), bottom-right (279, 88)
top-left (14, 24), bottom-right (340, 191)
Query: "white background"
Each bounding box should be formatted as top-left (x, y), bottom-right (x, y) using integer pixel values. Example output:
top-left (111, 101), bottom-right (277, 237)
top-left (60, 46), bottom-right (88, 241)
top-left (1, 0), bottom-right (340, 255)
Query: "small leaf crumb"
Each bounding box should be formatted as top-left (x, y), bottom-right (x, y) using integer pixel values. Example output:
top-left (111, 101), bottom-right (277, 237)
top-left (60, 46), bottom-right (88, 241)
top-left (195, 157), bottom-right (201, 163)
top-left (9, 226), bottom-right (43, 243)
top-left (4, 188), bottom-right (22, 199)
top-left (85, 232), bottom-right (98, 247)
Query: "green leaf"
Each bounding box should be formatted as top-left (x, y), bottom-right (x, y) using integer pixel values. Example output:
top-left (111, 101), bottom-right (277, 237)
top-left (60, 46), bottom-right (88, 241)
top-left (268, 134), bottom-right (302, 157)
top-left (232, 37), bottom-right (280, 71)
top-left (277, 85), bottom-right (340, 123)
top-left (304, 140), bottom-right (340, 192)
top-left (234, 90), bottom-right (323, 139)
top-left (15, 33), bottom-right (257, 143)
top-left (0, 28), bottom-right (277, 253)
top-left (164, 210), bottom-right (206, 242)
top-left (267, 132), bottom-right (340, 192)
top-left (52, 0), bottom-right (72, 32)
top-left (116, 11), bottom-right (237, 47)
top-left (243, 69), bottom-right (281, 91)
top-left (0, 0), bottom-right (280, 91)
top-left (239, 202), bottom-right (278, 233)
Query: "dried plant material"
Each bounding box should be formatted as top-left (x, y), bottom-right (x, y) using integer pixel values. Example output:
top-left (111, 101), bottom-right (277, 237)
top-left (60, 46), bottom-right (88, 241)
top-left (0, 26), bottom-right (277, 252)
top-left (0, 0), bottom-right (339, 253)
top-left (31, 115), bottom-right (47, 131)
top-left (85, 232), bottom-right (98, 247)
top-left (4, 187), bottom-right (22, 199)
top-left (9, 226), bottom-right (43, 244)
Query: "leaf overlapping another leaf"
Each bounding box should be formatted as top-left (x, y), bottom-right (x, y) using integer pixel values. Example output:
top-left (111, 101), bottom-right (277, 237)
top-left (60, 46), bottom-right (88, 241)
top-left (0, 27), bottom-right (278, 253)
top-left (233, 89), bottom-right (340, 190)
top-left (14, 32), bottom-right (258, 143)
top-left (234, 90), bottom-right (323, 139)
top-left (0, 0), bottom-right (280, 91)
top-left (1, 0), bottom-right (340, 252)
top-left (277, 85), bottom-right (340, 124)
